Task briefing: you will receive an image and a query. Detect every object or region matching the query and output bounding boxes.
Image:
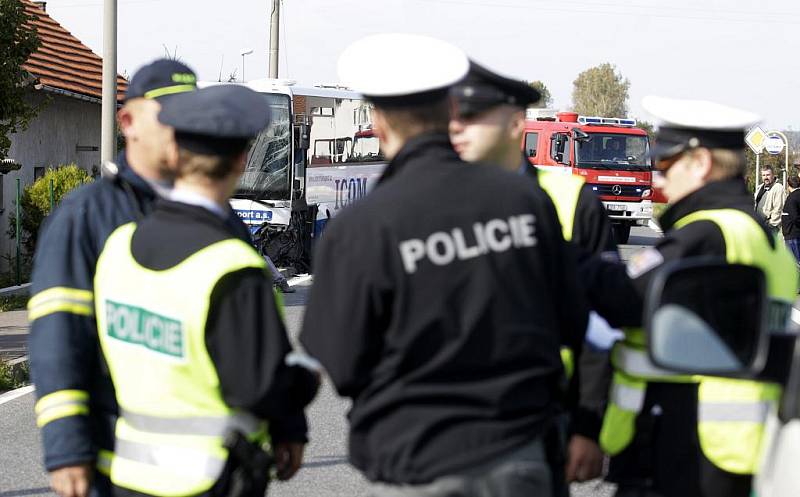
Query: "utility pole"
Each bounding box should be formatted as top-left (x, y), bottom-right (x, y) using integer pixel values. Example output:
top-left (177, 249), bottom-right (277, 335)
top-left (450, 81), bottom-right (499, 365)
top-left (100, 0), bottom-right (117, 171)
top-left (268, 0), bottom-right (280, 78)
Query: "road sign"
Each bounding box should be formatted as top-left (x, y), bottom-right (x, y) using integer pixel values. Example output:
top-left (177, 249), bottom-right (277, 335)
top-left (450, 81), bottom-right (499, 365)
top-left (746, 126), bottom-right (767, 154)
top-left (765, 135), bottom-right (786, 155)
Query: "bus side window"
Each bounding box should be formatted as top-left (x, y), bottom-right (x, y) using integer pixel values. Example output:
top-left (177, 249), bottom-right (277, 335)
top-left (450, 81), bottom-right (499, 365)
top-left (525, 132), bottom-right (539, 158)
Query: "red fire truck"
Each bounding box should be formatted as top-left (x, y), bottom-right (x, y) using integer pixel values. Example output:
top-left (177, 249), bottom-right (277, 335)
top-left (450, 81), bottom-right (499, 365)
top-left (523, 110), bottom-right (653, 244)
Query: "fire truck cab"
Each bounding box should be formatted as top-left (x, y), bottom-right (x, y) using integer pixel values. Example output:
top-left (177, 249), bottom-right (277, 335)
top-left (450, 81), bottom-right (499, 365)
top-left (523, 110), bottom-right (654, 244)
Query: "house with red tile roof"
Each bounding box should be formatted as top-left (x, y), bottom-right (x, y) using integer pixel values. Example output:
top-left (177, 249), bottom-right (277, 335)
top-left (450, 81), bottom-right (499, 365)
top-left (3, 0), bottom-right (127, 262)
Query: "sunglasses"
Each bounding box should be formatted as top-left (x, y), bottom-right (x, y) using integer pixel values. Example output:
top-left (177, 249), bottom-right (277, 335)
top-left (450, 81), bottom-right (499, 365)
top-left (654, 151), bottom-right (688, 174)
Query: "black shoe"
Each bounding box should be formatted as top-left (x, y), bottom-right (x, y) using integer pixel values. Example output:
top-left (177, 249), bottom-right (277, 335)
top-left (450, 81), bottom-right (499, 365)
top-left (275, 279), bottom-right (296, 293)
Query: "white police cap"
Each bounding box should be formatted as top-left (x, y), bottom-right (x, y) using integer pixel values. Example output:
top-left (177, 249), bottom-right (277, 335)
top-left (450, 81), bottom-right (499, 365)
top-left (642, 96), bottom-right (760, 160)
top-left (642, 96), bottom-right (760, 130)
top-left (338, 34), bottom-right (469, 102)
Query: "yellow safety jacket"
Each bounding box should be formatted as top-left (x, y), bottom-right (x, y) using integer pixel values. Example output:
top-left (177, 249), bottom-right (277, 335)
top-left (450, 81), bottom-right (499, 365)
top-left (600, 209), bottom-right (798, 475)
top-left (538, 170), bottom-right (586, 379)
top-left (95, 223), bottom-right (269, 496)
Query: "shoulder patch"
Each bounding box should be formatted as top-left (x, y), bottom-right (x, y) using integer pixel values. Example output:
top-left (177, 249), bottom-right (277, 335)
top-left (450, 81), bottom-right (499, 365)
top-left (626, 247), bottom-right (664, 279)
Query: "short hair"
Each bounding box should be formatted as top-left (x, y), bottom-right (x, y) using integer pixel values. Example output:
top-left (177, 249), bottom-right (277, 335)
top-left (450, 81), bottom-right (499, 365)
top-left (699, 148), bottom-right (746, 180)
top-left (374, 97), bottom-right (450, 138)
top-left (177, 148), bottom-right (241, 179)
top-left (761, 165), bottom-right (775, 174)
top-left (789, 176), bottom-right (800, 189)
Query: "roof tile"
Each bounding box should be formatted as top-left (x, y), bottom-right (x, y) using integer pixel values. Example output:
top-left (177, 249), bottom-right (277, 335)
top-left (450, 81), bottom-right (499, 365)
top-left (21, 0), bottom-right (128, 102)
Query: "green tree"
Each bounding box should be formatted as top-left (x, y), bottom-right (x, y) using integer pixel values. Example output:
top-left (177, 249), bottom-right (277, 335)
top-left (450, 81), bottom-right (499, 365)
top-left (572, 63), bottom-right (630, 118)
top-left (0, 0), bottom-right (42, 161)
top-left (636, 119), bottom-right (655, 141)
top-left (8, 165), bottom-right (93, 255)
top-left (528, 80), bottom-right (552, 108)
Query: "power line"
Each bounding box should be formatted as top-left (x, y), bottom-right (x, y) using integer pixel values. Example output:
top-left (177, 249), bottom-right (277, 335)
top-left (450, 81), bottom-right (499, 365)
top-left (414, 0), bottom-right (800, 25)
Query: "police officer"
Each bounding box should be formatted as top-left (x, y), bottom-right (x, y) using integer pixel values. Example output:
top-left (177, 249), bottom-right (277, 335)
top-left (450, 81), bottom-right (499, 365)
top-left (595, 97), bottom-right (799, 497)
top-left (301, 34), bottom-right (589, 497)
top-left (448, 62), bottom-right (618, 484)
top-left (26, 59), bottom-right (234, 497)
top-left (449, 62), bottom-right (617, 257)
top-left (93, 84), bottom-right (319, 497)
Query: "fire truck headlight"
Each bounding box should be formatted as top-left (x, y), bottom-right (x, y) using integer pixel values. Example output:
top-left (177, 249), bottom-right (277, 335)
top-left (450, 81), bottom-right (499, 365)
top-left (641, 189), bottom-right (652, 199)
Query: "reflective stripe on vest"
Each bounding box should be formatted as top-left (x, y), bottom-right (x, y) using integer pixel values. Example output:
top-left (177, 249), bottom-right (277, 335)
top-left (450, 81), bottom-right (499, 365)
top-left (537, 171), bottom-right (585, 241)
top-left (601, 208), bottom-right (799, 472)
top-left (95, 223), bottom-right (270, 496)
top-left (611, 343), bottom-right (694, 382)
top-left (121, 409), bottom-right (260, 437)
top-left (560, 347), bottom-right (574, 380)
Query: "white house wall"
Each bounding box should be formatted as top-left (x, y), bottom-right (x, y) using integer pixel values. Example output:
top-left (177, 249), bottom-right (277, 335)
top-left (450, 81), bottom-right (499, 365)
top-left (1, 91), bottom-right (101, 272)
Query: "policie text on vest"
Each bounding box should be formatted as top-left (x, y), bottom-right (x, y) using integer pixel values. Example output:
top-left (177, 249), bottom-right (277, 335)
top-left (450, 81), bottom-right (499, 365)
top-left (105, 300), bottom-right (185, 359)
top-left (399, 214), bottom-right (537, 274)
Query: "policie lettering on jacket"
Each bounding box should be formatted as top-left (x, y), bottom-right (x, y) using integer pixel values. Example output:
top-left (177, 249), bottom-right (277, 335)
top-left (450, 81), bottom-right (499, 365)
top-left (399, 214), bottom-right (537, 274)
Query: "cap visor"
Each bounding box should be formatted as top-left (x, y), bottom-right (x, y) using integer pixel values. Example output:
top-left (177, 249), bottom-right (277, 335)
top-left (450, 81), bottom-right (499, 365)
top-left (647, 141), bottom-right (686, 161)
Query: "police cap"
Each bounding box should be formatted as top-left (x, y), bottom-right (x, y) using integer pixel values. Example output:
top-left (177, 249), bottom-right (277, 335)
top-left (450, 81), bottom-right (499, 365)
top-left (158, 84), bottom-right (271, 156)
top-left (338, 34), bottom-right (469, 108)
top-left (126, 59), bottom-right (198, 101)
top-left (643, 96), bottom-right (760, 161)
top-left (450, 62), bottom-right (541, 119)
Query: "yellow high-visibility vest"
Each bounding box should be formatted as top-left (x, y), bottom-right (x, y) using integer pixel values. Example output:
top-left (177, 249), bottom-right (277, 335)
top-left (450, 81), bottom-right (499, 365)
top-left (600, 209), bottom-right (798, 475)
top-left (95, 223), bottom-right (270, 496)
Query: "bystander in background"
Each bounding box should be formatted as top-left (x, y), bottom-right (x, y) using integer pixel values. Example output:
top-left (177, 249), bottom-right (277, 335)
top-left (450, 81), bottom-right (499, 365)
top-left (782, 176), bottom-right (800, 265)
top-left (755, 165), bottom-right (786, 235)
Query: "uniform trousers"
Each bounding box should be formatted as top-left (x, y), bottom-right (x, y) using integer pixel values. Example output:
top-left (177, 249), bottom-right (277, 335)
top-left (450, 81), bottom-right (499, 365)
top-left (369, 436), bottom-right (552, 497)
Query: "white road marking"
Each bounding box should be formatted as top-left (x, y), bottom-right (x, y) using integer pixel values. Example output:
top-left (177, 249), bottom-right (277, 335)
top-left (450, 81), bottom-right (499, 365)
top-left (288, 274), bottom-right (313, 287)
top-left (0, 385), bottom-right (35, 406)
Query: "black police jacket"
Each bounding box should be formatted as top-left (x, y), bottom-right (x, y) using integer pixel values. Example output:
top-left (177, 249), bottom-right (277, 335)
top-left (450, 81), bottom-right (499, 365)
top-left (28, 153), bottom-right (250, 472)
top-left (301, 133), bottom-right (590, 484)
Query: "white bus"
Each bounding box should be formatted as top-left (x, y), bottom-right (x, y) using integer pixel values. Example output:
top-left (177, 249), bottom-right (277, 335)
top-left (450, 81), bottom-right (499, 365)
top-left (219, 80), bottom-right (387, 270)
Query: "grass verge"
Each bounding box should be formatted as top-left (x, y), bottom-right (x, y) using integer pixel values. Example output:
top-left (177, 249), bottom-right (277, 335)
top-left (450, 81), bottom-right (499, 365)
top-left (0, 294), bottom-right (29, 312)
top-left (0, 359), bottom-right (30, 391)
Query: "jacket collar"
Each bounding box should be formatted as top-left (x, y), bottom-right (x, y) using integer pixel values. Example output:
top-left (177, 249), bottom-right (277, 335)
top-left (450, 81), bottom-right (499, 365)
top-left (116, 150), bottom-right (159, 201)
top-left (378, 133), bottom-right (458, 184)
top-left (659, 178), bottom-right (755, 231)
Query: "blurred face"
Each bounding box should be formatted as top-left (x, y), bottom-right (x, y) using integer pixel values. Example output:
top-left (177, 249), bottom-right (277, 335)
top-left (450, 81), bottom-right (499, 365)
top-left (118, 98), bottom-right (177, 180)
top-left (449, 103), bottom-right (523, 169)
top-left (761, 169), bottom-right (775, 186)
top-left (653, 149), bottom-right (711, 203)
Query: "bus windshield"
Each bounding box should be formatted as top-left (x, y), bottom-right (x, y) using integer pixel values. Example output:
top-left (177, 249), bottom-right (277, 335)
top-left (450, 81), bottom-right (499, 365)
top-left (575, 133), bottom-right (651, 170)
top-left (236, 93), bottom-right (291, 200)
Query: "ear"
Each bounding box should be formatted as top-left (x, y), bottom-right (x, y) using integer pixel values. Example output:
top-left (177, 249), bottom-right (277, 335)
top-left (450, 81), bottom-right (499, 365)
top-left (693, 148), bottom-right (714, 180)
top-left (508, 109), bottom-right (526, 140)
top-left (164, 141), bottom-right (180, 170)
top-left (118, 106), bottom-right (134, 138)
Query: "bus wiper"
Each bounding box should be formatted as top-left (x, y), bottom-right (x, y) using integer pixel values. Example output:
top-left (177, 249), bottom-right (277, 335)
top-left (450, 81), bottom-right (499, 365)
top-left (577, 161), bottom-right (611, 169)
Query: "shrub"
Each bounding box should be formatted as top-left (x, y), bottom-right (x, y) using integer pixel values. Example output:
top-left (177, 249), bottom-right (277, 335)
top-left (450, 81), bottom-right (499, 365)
top-left (8, 164), bottom-right (93, 255)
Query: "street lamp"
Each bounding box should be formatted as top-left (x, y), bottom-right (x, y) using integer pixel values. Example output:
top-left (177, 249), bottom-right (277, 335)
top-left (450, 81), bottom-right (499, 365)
top-left (240, 49), bottom-right (254, 82)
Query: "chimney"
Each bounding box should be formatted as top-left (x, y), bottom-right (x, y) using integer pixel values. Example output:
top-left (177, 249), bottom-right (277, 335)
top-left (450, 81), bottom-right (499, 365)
top-left (33, 1), bottom-right (46, 11)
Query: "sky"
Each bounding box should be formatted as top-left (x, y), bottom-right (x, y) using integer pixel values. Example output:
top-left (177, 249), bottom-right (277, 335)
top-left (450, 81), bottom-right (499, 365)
top-left (44, 0), bottom-right (800, 130)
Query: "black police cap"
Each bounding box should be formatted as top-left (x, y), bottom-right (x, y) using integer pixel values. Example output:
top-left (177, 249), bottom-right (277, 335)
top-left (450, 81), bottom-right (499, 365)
top-left (158, 84), bottom-right (272, 156)
top-left (450, 61), bottom-right (541, 118)
top-left (126, 59), bottom-right (198, 101)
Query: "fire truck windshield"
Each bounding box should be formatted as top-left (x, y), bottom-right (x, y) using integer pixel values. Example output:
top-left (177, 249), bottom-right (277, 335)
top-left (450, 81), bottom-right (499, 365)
top-left (575, 133), bottom-right (651, 170)
top-left (236, 93), bottom-right (291, 200)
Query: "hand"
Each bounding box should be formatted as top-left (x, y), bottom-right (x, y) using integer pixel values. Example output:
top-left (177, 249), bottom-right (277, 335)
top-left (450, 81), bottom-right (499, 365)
top-left (274, 442), bottom-right (305, 481)
top-left (565, 435), bottom-right (604, 483)
top-left (50, 464), bottom-right (92, 497)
